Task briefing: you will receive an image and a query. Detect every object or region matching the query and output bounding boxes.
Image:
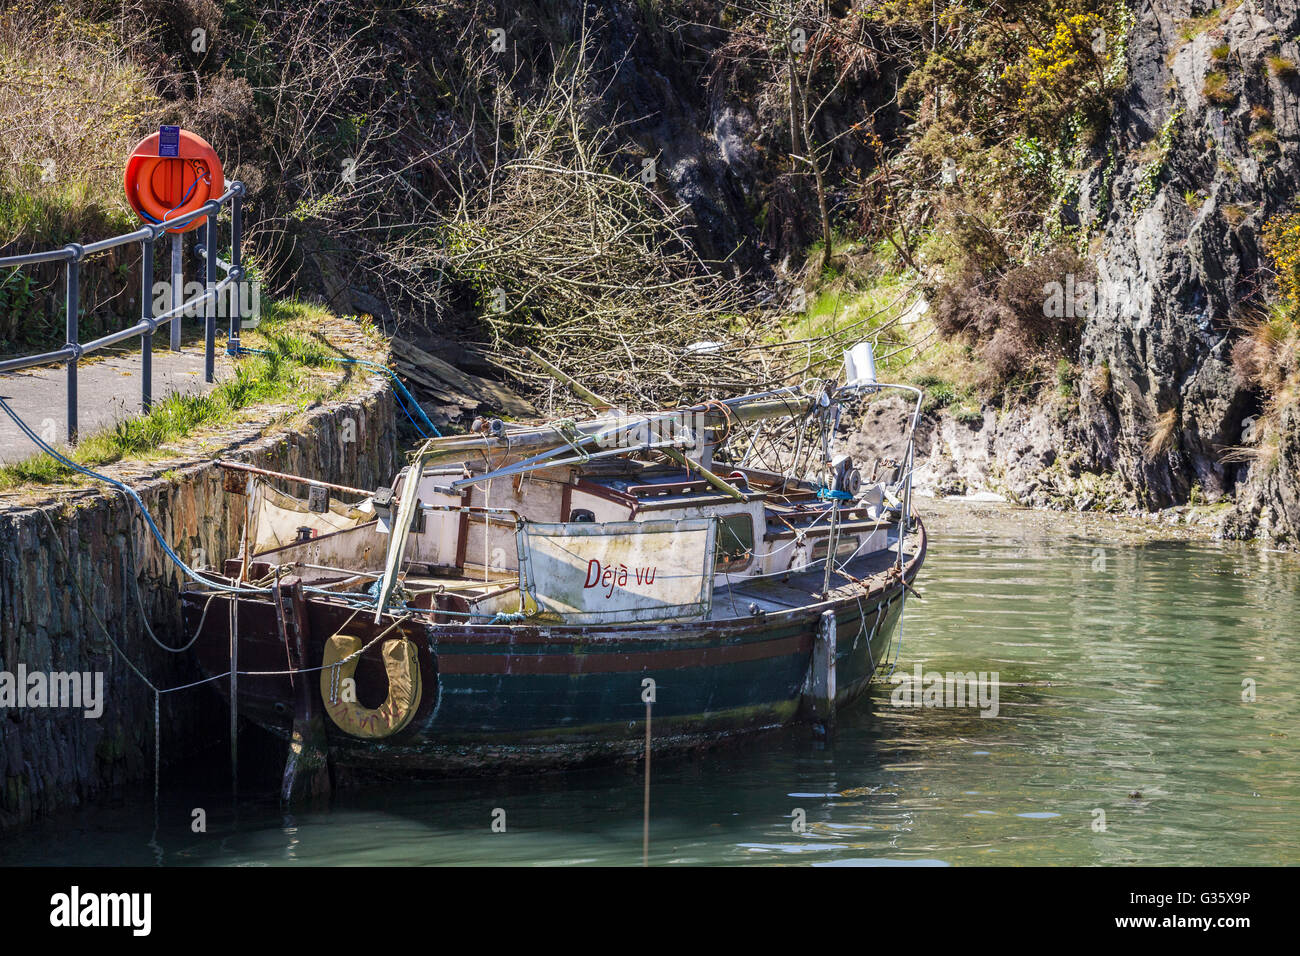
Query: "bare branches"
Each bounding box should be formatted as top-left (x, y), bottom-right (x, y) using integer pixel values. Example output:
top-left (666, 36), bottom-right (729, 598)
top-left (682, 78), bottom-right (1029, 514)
top-left (377, 21), bottom-right (778, 411)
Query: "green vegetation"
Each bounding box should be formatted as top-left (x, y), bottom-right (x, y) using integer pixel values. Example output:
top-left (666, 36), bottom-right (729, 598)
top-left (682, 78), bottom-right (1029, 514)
top-left (0, 4), bottom-right (159, 246)
top-left (1173, 4), bottom-right (1241, 47)
top-left (1261, 207), bottom-right (1300, 304)
top-left (1227, 206), bottom-right (1300, 469)
top-left (0, 4), bottom-right (165, 352)
top-left (1132, 111), bottom-right (1183, 210)
top-left (839, 2), bottom-right (1135, 394)
top-left (1056, 358), bottom-right (1079, 398)
top-left (1249, 127), bottom-right (1280, 155)
top-left (1266, 55), bottom-right (1298, 78)
top-left (1203, 70), bottom-right (1235, 105)
top-left (0, 301), bottom-right (374, 489)
top-left (777, 265), bottom-right (916, 380)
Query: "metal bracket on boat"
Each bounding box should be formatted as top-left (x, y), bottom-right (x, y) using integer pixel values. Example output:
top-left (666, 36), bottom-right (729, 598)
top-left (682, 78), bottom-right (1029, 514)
top-left (372, 486), bottom-right (394, 525)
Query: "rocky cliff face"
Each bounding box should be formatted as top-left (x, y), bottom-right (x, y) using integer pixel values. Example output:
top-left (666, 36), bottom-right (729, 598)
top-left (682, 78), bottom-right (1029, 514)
top-left (910, 0), bottom-right (1300, 548)
top-left (525, 0), bottom-right (1300, 547)
top-left (1077, 1), bottom-right (1290, 505)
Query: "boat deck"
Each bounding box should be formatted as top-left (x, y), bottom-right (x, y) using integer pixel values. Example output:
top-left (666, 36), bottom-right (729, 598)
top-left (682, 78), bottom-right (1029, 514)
top-left (706, 533), bottom-right (912, 619)
top-left (268, 533), bottom-right (918, 625)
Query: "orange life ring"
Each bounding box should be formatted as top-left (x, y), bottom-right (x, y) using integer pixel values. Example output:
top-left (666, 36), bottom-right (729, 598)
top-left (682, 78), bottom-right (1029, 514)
top-left (124, 130), bottom-right (225, 234)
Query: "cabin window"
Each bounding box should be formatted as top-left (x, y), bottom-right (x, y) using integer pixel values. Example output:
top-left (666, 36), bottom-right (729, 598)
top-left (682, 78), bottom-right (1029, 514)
top-left (569, 508), bottom-right (596, 523)
top-left (715, 513), bottom-right (754, 572)
top-left (811, 534), bottom-right (860, 563)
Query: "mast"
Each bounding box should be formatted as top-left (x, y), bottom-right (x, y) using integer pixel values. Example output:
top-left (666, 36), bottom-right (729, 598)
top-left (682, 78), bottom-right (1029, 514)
top-left (408, 390), bottom-right (815, 468)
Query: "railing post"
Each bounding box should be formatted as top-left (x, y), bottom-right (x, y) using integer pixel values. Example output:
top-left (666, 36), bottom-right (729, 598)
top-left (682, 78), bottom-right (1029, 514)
top-left (229, 187), bottom-right (242, 356)
top-left (64, 244), bottom-right (83, 444)
top-left (203, 216), bottom-right (216, 382)
top-left (141, 234), bottom-right (154, 412)
top-left (170, 231), bottom-right (183, 351)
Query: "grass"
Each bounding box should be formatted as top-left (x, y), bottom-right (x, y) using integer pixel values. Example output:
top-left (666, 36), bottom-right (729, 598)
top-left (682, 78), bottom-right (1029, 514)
top-left (1203, 70), bottom-right (1235, 105)
top-left (1174, 4), bottom-right (1241, 46)
top-left (1221, 203), bottom-right (1249, 225)
top-left (1055, 358), bottom-right (1079, 398)
top-left (0, 5), bottom-right (165, 349)
top-left (901, 329), bottom-right (986, 421)
top-left (1177, 10), bottom-right (1225, 43)
top-left (0, 7), bottom-right (161, 246)
top-left (1267, 55), bottom-right (1298, 78)
top-left (1088, 361), bottom-right (1112, 399)
top-left (1226, 306), bottom-right (1300, 469)
top-left (1147, 407), bottom-right (1181, 458)
top-left (0, 301), bottom-right (374, 489)
top-left (1249, 128), bottom-right (1280, 154)
top-left (775, 260), bottom-right (918, 380)
top-left (913, 371), bottom-right (983, 422)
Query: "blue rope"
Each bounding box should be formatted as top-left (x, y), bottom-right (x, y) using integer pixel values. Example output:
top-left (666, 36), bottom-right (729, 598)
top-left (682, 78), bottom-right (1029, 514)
top-left (136, 165), bottom-right (206, 225)
top-left (816, 486), bottom-right (854, 501)
top-left (341, 356), bottom-right (441, 438)
top-left (233, 346), bottom-right (440, 438)
top-left (484, 611), bottom-right (527, 625)
top-left (0, 396), bottom-right (269, 597)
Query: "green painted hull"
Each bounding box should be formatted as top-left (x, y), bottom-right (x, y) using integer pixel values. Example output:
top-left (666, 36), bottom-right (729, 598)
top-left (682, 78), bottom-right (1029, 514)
top-left (186, 529), bottom-right (924, 773)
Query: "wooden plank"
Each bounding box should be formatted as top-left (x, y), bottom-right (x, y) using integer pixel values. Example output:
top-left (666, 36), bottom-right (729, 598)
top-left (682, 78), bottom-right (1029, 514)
top-left (661, 447), bottom-right (748, 501)
top-left (523, 346), bottom-right (613, 410)
top-left (393, 338), bottom-right (538, 418)
top-left (808, 609), bottom-right (837, 722)
top-left (393, 362), bottom-right (479, 408)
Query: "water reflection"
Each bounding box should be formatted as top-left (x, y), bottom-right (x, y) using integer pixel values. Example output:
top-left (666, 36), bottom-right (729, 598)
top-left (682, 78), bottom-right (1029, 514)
top-left (3, 529), bottom-right (1298, 866)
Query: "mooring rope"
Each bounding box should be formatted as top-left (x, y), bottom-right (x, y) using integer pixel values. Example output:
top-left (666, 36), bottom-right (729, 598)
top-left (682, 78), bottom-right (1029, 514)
top-left (0, 396), bottom-right (270, 598)
top-left (230, 346), bottom-right (440, 438)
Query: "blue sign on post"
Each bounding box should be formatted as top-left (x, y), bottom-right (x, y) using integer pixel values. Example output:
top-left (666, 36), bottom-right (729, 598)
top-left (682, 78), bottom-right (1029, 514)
top-left (158, 125), bottom-right (180, 157)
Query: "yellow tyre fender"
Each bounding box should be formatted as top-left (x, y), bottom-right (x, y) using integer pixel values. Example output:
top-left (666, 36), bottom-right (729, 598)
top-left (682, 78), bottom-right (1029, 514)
top-left (319, 634), bottom-right (422, 739)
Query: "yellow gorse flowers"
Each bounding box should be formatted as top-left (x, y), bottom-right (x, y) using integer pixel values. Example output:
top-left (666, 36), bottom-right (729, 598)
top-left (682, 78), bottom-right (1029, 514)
top-left (1264, 209), bottom-right (1300, 318)
top-left (1005, 12), bottom-right (1109, 111)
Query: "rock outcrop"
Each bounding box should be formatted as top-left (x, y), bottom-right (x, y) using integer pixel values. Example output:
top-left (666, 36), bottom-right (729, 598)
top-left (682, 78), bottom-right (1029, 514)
top-left (898, 1), bottom-right (1300, 547)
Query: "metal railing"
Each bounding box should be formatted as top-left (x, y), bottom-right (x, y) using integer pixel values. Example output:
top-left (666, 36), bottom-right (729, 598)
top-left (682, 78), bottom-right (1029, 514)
top-left (0, 182), bottom-right (246, 443)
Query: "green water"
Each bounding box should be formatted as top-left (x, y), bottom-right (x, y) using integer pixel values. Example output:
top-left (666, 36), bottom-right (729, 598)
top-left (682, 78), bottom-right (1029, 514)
top-left (6, 525), bottom-right (1300, 866)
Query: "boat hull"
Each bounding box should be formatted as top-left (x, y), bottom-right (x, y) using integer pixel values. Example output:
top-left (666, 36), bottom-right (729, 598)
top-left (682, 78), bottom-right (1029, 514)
top-left (184, 527), bottom-right (924, 773)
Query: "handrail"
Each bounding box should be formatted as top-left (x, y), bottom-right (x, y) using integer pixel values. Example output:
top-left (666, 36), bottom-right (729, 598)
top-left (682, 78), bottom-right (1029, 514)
top-left (0, 181), bottom-right (247, 442)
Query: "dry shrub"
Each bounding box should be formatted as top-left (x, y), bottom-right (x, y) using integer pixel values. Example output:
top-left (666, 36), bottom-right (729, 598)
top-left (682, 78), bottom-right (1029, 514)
top-left (929, 243), bottom-right (1090, 389)
top-left (380, 26), bottom-right (761, 409)
top-left (1231, 309), bottom-right (1300, 392)
top-left (1227, 308), bottom-right (1300, 466)
top-left (1088, 362), bottom-right (1112, 398)
top-left (0, 2), bottom-right (165, 244)
top-left (1146, 406), bottom-right (1180, 458)
top-left (186, 70), bottom-right (256, 159)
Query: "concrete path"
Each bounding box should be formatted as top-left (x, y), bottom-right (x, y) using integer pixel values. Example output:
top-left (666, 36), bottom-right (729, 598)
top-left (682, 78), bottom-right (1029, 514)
top-left (0, 344), bottom-right (232, 465)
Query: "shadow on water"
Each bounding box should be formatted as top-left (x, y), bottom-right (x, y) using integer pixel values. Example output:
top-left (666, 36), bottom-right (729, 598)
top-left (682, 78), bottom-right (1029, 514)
top-left (5, 529), bottom-right (1299, 866)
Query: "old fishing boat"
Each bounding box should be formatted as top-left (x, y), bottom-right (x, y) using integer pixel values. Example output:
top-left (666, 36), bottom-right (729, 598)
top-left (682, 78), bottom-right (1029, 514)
top-left (182, 349), bottom-right (925, 777)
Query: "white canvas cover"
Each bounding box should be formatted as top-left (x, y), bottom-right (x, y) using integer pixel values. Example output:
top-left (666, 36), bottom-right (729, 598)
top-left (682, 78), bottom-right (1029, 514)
top-left (249, 482), bottom-right (370, 554)
top-left (518, 518), bottom-right (716, 624)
